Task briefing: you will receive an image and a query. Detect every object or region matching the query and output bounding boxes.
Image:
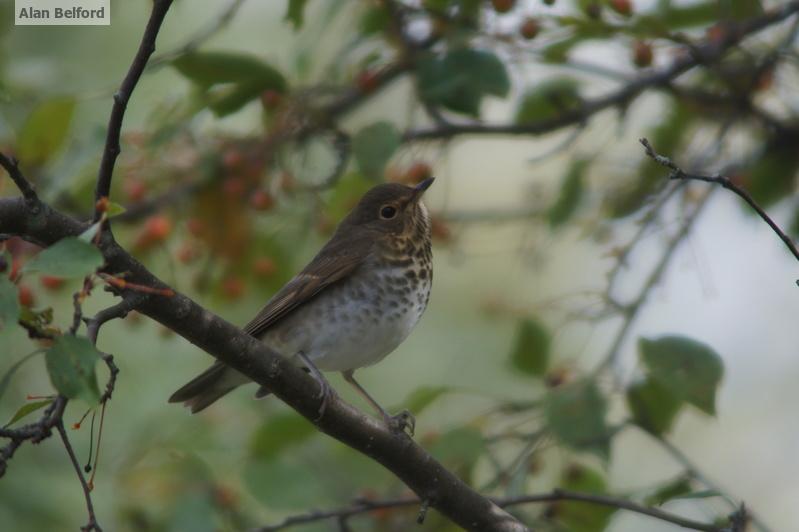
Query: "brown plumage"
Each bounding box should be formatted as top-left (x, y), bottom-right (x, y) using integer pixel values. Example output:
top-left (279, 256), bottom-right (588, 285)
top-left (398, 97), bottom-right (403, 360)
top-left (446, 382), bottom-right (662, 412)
top-left (170, 178), bottom-right (434, 432)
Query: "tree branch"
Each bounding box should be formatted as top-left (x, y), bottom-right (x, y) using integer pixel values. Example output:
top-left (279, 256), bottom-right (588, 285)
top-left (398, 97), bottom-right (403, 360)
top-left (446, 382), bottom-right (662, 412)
top-left (639, 137), bottom-right (799, 265)
top-left (93, 0), bottom-right (174, 222)
top-left (0, 195), bottom-right (527, 531)
top-left (259, 487), bottom-right (728, 532)
top-left (404, 1), bottom-right (799, 142)
top-left (0, 153), bottom-right (39, 211)
top-left (56, 414), bottom-right (102, 532)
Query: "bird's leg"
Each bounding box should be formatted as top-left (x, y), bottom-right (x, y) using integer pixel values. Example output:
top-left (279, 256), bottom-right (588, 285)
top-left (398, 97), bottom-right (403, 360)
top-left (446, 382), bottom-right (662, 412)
top-left (297, 352), bottom-right (334, 422)
top-left (342, 370), bottom-right (415, 436)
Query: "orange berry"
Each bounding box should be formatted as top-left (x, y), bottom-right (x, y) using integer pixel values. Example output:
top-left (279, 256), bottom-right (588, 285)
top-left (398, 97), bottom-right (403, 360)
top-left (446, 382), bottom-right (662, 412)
top-left (177, 244), bottom-right (199, 264)
top-left (95, 197), bottom-right (109, 213)
top-left (18, 284), bottom-right (34, 307)
top-left (520, 18), bottom-right (540, 40)
top-left (249, 189), bottom-right (275, 211)
top-left (40, 276), bottom-right (65, 291)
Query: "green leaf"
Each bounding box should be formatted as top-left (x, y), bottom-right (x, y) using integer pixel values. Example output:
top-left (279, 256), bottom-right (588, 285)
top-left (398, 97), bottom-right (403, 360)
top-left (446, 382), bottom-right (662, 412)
top-left (672, 489), bottom-right (722, 500)
top-left (0, 350), bottom-right (43, 402)
top-left (44, 335), bottom-right (101, 405)
top-left (104, 201), bottom-right (126, 218)
top-left (639, 336), bottom-right (724, 416)
top-left (397, 386), bottom-right (450, 415)
top-left (352, 121), bottom-right (400, 179)
top-left (645, 474), bottom-right (693, 506)
top-left (79, 221), bottom-right (102, 243)
top-left (17, 98), bottom-right (76, 166)
top-left (509, 318), bottom-right (550, 377)
top-left (284, 0), bottom-right (309, 29)
top-left (172, 51), bottom-right (287, 91)
top-left (206, 81), bottom-right (272, 117)
top-left (245, 459), bottom-right (329, 510)
top-left (515, 78), bottom-right (582, 124)
top-left (23, 237), bottom-right (103, 279)
top-left (0, 274), bottom-right (20, 337)
top-left (627, 377), bottom-right (682, 435)
top-left (359, 5), bottom-right (389, 35)
top-left (249, 412), bottom-right (315, 461)
top-left (4, 398), bottom-right (53, 427)
top-left (554, 464), bottom-right (617, 532)
top-left (545, 380), bottom-right (609, 458)
top-left (548, 159), bottom-right (588, 228)
top-left (417, 49), bottom-right (510, 116)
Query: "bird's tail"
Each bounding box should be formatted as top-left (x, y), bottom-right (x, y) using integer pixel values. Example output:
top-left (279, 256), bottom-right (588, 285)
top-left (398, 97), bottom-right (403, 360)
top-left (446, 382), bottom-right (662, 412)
top-left (169, 362), bottom-right (250, 413)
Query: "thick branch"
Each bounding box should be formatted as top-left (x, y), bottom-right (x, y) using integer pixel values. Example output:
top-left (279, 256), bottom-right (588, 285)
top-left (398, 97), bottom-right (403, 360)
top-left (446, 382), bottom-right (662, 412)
top-left (93, 0), bottom-right (174, 221)
top-left (405, 1), bottom-right (799, 142)
top-left (0, 196), bottom-right (526, 532)
top-left (640, 137), bottom-right (799, 265)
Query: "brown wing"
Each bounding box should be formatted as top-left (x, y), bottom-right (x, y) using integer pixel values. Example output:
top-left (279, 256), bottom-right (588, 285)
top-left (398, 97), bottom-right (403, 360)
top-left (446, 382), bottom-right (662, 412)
top-left (242, 231), bottom-right (372, 338)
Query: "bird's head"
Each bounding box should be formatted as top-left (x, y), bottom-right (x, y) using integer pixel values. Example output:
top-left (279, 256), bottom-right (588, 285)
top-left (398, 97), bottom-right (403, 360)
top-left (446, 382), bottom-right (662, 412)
top-left (340, 178), bottom-right (434, 239)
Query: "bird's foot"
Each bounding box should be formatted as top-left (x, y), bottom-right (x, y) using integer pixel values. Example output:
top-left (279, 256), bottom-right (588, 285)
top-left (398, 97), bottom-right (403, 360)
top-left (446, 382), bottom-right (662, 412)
top-left (310, 372), bottom-right (335, 422)
top-left (384, 409), bottom-right (415, 436)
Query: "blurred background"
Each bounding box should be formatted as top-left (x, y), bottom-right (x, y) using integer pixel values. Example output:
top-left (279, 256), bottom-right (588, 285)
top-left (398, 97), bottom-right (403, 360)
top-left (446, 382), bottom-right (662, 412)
top-left (1, 0), bottom-right (798, 530)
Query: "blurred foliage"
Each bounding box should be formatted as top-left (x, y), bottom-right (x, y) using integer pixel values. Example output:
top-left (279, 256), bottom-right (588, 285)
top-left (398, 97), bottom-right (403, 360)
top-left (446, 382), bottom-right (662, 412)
top-left (1, 0), bottom-right (797, 530)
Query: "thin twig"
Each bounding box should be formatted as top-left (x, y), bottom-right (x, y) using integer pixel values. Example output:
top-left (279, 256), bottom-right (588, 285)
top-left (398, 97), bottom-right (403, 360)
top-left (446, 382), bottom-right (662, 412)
top-left (640, 137), bottom-right (799, 265)
top-left (56, 416), bottom-right (102, 532)
top-left (256, 488), bottom-right (726, 532)
top-left (0, 153), bottom-right (40, 211)
top-left (405, 1), bottom-right (799, 142)
top-left (93, 0), bottom-right (174, 222)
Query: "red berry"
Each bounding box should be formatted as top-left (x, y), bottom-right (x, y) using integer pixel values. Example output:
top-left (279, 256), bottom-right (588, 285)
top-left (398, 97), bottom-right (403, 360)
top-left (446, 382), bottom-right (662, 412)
top-left (40, 276), bottom-right (65, 291)
top-left (610, 0), bottom-right (632, 16)
top-left (222, 177), bottom-right (246, 198)
top-left (17, 284), bottom-right (34, 307)
top-left (356, 70), bottom-right (379, 93)
top-left (144, 215), bottom-right (172, 241)
top-left (253, 257), bottom-right (277, 277)
top-left (221, 276), bottom-right (245, 300)
top-left (491, 0), bottom-right (515, 14)
top-left (177, 244), bottom-right (199, 264)
top-left (186, 218), bottom-right (205, 237)
top-left (633, 40), bottom-right (653, 68)
top-left (260, 90), bottom-right (283, 110)
top-left (124, 179), bottom-right (147, 203)
top-left (222, 149), bottom-right (244, 170)
top-left (406, 161), bottom-right (433, 184)
top-left (520, 18), bottom-right (540, 40)
top-left (249, 189), bottom-right (275, 211)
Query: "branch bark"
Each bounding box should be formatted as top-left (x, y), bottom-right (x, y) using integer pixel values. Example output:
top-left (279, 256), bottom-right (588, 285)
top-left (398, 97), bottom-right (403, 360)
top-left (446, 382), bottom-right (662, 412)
top-left (0, 195), bottom-right (527, 532)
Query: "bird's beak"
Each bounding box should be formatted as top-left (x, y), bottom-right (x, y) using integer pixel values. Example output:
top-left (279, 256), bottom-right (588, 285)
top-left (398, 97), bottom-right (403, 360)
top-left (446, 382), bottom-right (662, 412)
top-left (411, 177), bottom-right (435, 201)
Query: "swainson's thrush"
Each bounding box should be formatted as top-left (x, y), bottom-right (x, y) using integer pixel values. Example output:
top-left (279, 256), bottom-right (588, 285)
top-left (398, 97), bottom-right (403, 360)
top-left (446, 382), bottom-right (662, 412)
top-left (170, 178), bottom-right (434, 432)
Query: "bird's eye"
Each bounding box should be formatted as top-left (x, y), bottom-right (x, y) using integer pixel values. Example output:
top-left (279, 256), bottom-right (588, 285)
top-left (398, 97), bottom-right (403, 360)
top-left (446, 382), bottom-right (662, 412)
top-left (380, 205), bottom-right (397, 219)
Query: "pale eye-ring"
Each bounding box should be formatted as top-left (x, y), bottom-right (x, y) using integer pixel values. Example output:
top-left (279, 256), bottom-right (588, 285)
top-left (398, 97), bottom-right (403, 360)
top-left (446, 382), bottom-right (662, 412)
top-left (380, 205), bottom-right (397, 220)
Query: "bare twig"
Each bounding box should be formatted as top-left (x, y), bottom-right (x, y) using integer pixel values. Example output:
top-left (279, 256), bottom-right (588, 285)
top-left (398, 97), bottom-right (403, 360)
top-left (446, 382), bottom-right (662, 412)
top-left (0, 153), bottom-right (40, 211)
top-left (56, 416), bottom-right (102, 532)
top-left (93, 0), bottom-right (174, 222)
top-left (147, 0), bottom-right (246, 68)
top-left (0, 396), bottom-right (66, 478)
top-left (640, 137), bottom-right (799, 265)
top-left (257, 487), bottom-right (727, 532)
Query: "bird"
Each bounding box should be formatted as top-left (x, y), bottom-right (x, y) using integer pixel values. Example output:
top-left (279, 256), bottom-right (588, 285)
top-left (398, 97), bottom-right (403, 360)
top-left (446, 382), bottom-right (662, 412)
top-left (169, 177), bottom-right (434, 433)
